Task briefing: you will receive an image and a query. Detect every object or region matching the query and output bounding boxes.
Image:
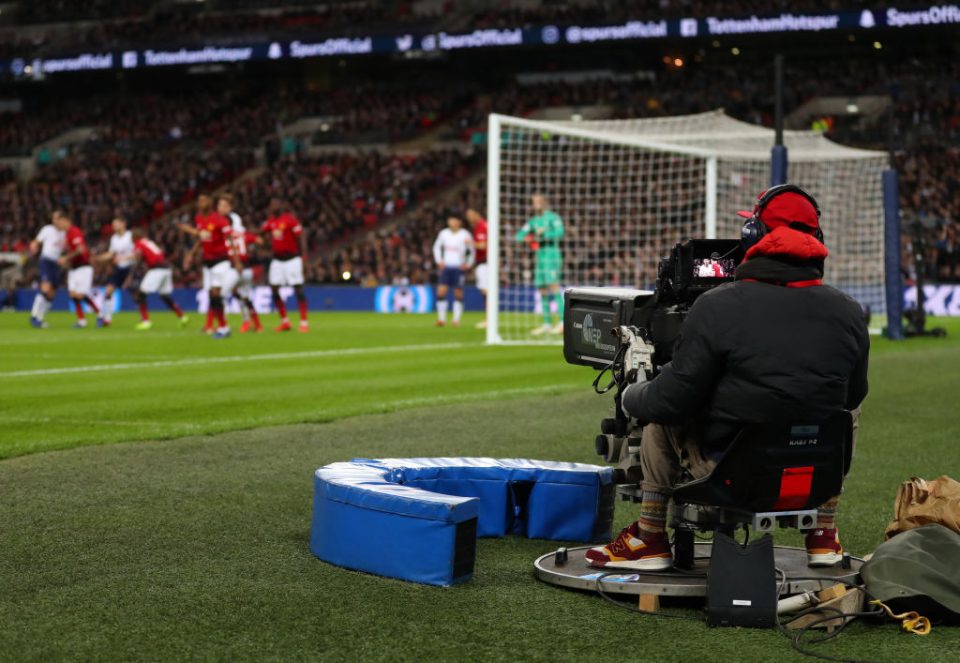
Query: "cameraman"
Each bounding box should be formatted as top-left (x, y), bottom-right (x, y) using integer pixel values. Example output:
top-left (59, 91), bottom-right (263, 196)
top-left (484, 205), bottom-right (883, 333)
top-left (586, 185), bottom-right (869, 572)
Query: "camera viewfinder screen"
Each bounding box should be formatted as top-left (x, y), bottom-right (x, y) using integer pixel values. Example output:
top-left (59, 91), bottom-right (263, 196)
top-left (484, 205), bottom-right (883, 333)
top-left (692, 258), bottom-right (737, 280)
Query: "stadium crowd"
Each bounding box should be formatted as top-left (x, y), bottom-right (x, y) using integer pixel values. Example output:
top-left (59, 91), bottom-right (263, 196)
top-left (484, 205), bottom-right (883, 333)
top-left (0, 81), bottom-right (471, 157)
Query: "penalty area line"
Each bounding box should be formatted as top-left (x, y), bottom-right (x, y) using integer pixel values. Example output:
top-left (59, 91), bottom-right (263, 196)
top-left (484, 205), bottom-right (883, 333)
top-left (0, 342), bottom-right (477, 378)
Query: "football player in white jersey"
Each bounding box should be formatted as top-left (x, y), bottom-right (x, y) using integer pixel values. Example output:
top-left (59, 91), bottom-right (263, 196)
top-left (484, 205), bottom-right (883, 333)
top-left (432, 216), bottom-right (474, 327)
top-left (28, 214), bottom-right (65, 328)
top-left (94, 217), bottom-right (135, 327)
top-left (217, 194), bottom-right (262, 333)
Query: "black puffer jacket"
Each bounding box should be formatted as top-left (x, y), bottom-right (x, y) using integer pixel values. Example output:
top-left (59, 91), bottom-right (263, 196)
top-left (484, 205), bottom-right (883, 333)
top-left (622, 227), bottom-right (869, 442)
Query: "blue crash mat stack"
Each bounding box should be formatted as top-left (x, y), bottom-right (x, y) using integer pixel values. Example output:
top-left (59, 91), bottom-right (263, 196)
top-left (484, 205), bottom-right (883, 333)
top-left (310, 457), bottom-right (614, 586)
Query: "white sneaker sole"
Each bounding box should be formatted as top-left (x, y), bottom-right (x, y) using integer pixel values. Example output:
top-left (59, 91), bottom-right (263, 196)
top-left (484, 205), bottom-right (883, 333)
top-left (589, 556), bottom-right (674, 571)
top-left (807, 552), bottom-right (843, 567)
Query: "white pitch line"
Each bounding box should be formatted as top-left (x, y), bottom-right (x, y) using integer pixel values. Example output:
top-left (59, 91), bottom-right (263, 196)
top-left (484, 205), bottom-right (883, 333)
top-left (0, 342), bottom-right (477, 378)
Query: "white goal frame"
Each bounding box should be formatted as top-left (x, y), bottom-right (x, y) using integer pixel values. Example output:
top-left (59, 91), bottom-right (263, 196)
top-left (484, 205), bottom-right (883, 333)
top-left (485, 111), bottom-right (886, 345)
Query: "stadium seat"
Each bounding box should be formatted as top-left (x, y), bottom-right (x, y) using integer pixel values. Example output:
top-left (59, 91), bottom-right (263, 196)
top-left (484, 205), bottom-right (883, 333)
top-left (310, 458), bottom-right (615, 586)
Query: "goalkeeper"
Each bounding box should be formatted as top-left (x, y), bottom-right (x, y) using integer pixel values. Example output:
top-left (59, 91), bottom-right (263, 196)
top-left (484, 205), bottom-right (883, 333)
top-left (515, 194), bottom-right (564, 335)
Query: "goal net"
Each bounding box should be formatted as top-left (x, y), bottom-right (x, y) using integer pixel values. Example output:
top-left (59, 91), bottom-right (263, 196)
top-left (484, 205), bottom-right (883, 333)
top-left (485, 110), bottom-right (887, 344)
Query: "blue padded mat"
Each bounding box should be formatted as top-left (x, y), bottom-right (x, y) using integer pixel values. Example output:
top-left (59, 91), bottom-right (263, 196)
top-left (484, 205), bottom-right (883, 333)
top-left (310, 457), bottom-right (614, 586)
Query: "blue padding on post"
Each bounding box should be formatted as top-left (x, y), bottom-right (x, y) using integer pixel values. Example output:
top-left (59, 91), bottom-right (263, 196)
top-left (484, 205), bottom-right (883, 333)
top-left (310, 457), bottom-right (614, 586)
top-left (770, 145), bottom-right (788, 186)
top-left (882, 168), bottom-right (904, 340)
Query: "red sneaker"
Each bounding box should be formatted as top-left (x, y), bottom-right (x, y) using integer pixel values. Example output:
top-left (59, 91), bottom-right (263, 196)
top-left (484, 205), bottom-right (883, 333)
top-left (239, 321), bottom-right (252, 334)
top-left (275, 320), bottom-right (292, 332)
top-left (435, 320), bottom-right (446, 327)
top-left (805, 528), bottom-right (843, 567)
top-left (585, 522), bottom-right (673, 571)
top-left (298, 321), bottom-right (309, 333)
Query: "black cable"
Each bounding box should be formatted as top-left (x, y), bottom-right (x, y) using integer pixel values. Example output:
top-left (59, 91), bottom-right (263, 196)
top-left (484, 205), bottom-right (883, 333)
top-left (773, 569), bottom-right (887, 663)
top-left (593, 343), bottom-right (628, 394)
top-left (593, 573), bottom-right (702, 621)
top-left (591, 562), bottom-right (889, 663)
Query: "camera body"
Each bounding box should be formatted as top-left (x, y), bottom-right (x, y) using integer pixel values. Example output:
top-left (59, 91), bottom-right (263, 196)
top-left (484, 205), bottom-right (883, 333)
top-left (564, 239), bottom-right (743, 374)
top-left (562, 239), bottom-right (744, 479)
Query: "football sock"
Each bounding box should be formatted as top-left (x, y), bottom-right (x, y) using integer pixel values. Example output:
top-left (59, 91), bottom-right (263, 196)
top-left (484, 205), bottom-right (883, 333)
top-left (437, 300), bottom-right (448, 323)
top-left (162, 296), bottom-right (184, 318)
top-left (637, 491), bottom-right (668, 539)
top-left (453, 301), bottom-right (463, 323)
top-left (211, 297), bottom-right (227, 328)
top-left (74, 299), bottom-right (85, 321)
top-left (138, 302), bottom-right (150, 322)
top-left (31, 293), bottom-right (45, 319)
top-left (101, 295), bottom-right (112, 322)
top-left (816, 495), bottom-right (840, 530)
top-left (541, 298), bottom-right (551, 325)
top-left (84, 295), bottom-right (100, 314)
top-left (205, 308), bottom-right (215, 329)
top-left (553, 292), bottom-right (564, 323)
top-left (240, 303), bottom-right (250, 322)
top-left (249, 307), bottom-right (261, 328)
top-left (275, 296), bottom-right (288, 321)
top-left (297, 297), bottom-right (308, 322)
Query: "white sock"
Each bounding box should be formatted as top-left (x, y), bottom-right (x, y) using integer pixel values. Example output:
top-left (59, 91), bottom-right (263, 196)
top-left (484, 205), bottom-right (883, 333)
top-left (31, 293), bottom-right (44, 319)
top-left (453, 301), bottom-right (463, 323)
top-left (437, 300), bottom-right (448, 323)
top-left (101, 296), bottom-right (112, 322)
top-left (241, 304), bottom-right (250, 322)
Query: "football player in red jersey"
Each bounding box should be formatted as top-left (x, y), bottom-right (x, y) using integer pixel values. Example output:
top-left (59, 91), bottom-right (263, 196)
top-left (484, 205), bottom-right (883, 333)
top-left (218, 193), bottom-right (262, 333)
top-left (466, 208), bottom-right (489, 329)
top-left (260, 198), bottom-right (309, 332)
top-left (130, 228), bottom-right (188, 330)
top-left (52, 210), bottom-right (100, 328)
top-left (183, 194), bottom-right (241, 339)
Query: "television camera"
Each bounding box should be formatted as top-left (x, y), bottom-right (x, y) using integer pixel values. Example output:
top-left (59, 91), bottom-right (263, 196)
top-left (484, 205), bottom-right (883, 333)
top-left (562, 239), bottom-right (744, 482)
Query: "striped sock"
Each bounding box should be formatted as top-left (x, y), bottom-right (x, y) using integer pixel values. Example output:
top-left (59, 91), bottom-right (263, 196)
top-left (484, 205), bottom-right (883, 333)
top-left (637, 491), bottom-right (668, 539)
top-left (816, 495), bottom-right (840, 530)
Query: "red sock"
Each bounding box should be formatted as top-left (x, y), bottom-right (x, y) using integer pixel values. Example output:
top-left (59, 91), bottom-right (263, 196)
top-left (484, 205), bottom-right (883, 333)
top-left (74, 300), bottom-right (85, 320)
top-left (276, 298), bottom-right (288, 320)
top-left (298, 298), bottom-right (308, 322)
top-left (84, 295), bottom-right (100, 314)
top-left (205, 309), bottom-right (215, 329)
top-left (250, 308), bottom-right (261, 328)
top-left (139, 303), bottom-right (150, 322)
top-left (169, 302), bottom-right (183, 317)
top-left (216, 305), bottom-right (227, 328)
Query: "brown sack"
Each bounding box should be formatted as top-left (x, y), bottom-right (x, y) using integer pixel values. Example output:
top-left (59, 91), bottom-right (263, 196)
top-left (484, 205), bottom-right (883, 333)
top-left (885, 476), bottom-right (960, 539)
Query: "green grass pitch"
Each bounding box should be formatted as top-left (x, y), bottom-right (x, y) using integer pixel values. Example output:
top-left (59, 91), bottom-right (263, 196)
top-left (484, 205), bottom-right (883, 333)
top-left (1, 311), bottom-right (959, 662)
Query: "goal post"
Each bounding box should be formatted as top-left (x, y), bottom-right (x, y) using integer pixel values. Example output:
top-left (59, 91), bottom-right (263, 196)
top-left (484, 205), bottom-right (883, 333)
top-left (485, 110), bottom-right (888, 345)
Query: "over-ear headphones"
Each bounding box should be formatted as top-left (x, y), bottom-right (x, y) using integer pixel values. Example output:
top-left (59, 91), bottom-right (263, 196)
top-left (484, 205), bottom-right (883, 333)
top-left (740, 184), bottom-right (824, 250)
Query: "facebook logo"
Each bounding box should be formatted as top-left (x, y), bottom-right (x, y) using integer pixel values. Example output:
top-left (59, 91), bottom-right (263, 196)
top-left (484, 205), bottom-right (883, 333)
top-left (680, 18), bottom-right (698, 37)
top-left (121, 51), bottom-right (138, 69)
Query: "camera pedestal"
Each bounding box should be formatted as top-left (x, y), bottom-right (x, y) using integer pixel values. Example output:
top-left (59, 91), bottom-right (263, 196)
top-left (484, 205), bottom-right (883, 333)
top-left (534, 544), bottom-right (862, 606)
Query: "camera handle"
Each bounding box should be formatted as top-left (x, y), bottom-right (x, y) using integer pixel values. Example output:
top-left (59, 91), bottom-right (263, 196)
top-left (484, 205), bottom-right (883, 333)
top-left (594, 326), bottom-right (656, 484)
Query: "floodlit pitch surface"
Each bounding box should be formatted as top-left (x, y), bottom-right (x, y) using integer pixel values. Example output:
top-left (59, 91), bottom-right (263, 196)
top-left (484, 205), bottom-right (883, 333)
top-left (1, 312), bottom-right (959, 662)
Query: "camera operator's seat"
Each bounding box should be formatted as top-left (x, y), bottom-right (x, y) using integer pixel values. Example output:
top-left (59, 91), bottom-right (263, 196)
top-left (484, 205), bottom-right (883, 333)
top-left (669, 410), bottom-right (854, 569)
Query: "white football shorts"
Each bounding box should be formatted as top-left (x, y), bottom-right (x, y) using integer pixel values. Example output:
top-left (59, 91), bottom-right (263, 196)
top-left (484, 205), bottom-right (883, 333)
top-left (67, 265), bottom-right (93, 296)
top-left (202, 260), bottom-right (239, 296)
top-left (140, 268), bottom-right (173, 295)
top-left (475, 263), bottom-right (489, 291)
top-left (268, 256), bottom-right (304, 287)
